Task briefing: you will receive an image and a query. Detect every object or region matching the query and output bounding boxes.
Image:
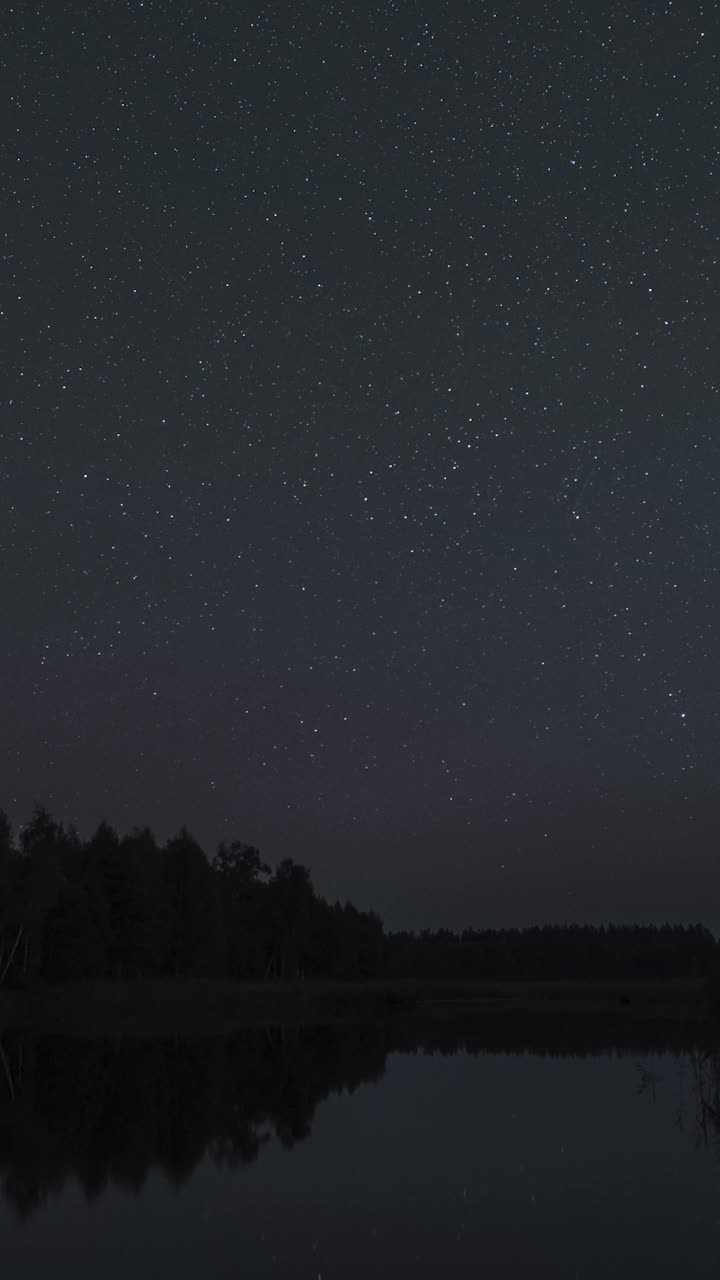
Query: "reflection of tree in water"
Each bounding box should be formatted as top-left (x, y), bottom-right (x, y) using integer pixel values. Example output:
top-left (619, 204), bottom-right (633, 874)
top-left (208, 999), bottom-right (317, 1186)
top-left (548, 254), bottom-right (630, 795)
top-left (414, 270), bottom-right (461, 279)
top-left (0, 1026), bottom-right (387, 1220)
top-left (635, 1062), bottom-right (662, 1104)
top-left (687, 1048), bottom-right (720, 1153)
top-left (0, 1015), bottom-right (717, 1220)
top-left (630, 1045), bottom-right (720, 1159)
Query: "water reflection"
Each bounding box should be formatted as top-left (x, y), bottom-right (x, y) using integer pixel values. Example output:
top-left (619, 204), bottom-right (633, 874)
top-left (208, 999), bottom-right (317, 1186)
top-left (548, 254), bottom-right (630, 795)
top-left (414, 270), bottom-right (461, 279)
top-left (687, 1048), bottom-right (720, 1153)
top-left (0, 1025), bottom-right (387, 1217)
top-left (0, 1014), bottom-right (717, 1223)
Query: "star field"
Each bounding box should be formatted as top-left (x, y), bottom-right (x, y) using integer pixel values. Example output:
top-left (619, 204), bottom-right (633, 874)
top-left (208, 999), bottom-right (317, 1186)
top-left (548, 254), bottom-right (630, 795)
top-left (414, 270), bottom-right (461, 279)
top-left (3, 1), bottom-right (720, 928)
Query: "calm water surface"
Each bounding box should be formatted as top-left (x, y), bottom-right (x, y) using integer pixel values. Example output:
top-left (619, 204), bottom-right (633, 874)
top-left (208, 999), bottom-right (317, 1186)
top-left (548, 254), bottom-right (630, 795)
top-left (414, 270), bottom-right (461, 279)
top-left (1, 1022), bottom-right (719, 1277)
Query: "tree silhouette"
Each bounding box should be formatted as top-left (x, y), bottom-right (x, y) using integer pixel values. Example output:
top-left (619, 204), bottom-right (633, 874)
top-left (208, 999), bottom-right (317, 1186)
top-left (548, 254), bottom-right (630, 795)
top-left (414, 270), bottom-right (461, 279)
top-left (117, 827), bottom-right (171, 977)
top-left (0, 812), bottom-right (22, 987)
top-left (1, 804), bottom-right (718, 987)
top-left (212, 841), bottom-right (270, 978)
top-left (16, 806), bottom-right (74, 979)
top-left (42, 842), bottom-right (111, 980)
top-left (264, 859), bottom-right (316, 980)
top-left (163, 827), bottom-right (225, 977)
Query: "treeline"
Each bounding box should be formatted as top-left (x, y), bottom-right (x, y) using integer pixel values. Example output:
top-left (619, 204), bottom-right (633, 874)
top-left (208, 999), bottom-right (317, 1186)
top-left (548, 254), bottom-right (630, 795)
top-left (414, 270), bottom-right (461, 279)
top-left (0, 807), bottom-right (383, 984)
top-left (0, 806), bottom-right (717, 986)
top-left (385, 924), bottom-right (718, 982)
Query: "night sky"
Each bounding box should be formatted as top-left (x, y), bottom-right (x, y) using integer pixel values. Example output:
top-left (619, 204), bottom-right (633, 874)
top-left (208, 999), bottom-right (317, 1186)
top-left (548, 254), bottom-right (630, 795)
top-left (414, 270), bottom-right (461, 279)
top-left (3, 1), bottom-right (720, 930)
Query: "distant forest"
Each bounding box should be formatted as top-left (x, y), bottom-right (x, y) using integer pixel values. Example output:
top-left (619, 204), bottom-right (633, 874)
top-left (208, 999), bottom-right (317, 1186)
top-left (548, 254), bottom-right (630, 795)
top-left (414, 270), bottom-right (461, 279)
top-left (0, 807), bottom-right (716, 986)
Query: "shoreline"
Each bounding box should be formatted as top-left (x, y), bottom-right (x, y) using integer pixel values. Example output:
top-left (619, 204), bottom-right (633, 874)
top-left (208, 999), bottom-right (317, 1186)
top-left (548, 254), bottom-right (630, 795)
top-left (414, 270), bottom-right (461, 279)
top-left (0, 976), bottom-right (714, 1035)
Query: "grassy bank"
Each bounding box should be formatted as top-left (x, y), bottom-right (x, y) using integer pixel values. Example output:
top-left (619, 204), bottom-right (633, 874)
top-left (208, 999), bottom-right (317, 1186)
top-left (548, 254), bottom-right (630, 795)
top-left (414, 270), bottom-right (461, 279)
top-left (0, 976), bottom-right (714, 1035)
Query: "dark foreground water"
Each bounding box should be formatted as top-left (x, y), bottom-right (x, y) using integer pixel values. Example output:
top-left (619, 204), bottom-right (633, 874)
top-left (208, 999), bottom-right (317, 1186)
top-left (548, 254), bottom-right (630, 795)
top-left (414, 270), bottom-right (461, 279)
top-left (1, 1019), bottom-right (720, 1277)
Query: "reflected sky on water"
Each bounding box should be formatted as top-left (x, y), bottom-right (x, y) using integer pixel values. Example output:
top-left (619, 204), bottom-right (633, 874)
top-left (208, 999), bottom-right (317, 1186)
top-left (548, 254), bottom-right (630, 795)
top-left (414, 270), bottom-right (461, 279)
top-left (1, 1024), bottom-right (719, 1277)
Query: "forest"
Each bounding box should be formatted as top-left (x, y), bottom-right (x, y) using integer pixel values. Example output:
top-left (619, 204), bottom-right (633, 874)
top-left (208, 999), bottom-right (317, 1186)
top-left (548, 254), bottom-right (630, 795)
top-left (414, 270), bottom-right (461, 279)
top-left (0, 806), bottom-right (717, 986)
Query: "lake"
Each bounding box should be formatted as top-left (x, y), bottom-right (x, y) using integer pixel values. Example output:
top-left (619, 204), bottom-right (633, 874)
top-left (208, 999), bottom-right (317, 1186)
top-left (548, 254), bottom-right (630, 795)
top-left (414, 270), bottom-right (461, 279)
top-left (1, 1019), bottom-right (719, 1277)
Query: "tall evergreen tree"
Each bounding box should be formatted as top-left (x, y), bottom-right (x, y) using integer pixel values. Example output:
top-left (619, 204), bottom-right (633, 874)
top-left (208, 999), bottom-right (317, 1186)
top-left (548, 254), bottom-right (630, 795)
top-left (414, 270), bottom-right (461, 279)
top-left (0, 810), bottom-right (23, 986)
top-left (118, 827), bottom-right (172, 977)
top-left (17, 806), bottom-right (73, 979)
top-left (212, 841), bottom-right (270, 979)
top-left (265, 859), bottom-right (315, 980)
top-left (164, 828), bottom-right (225, 976)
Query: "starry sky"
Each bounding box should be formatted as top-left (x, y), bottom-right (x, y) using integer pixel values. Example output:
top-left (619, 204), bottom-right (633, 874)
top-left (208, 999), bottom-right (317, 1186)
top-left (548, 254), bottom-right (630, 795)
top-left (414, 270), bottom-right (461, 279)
top-left (3, 1), bottom-right (720, 930)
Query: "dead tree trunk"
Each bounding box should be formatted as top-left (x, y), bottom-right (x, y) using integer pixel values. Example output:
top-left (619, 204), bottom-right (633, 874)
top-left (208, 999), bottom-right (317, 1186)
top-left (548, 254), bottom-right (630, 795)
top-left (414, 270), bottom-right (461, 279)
top-left (0, 924), bottom-right (24, 988)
